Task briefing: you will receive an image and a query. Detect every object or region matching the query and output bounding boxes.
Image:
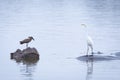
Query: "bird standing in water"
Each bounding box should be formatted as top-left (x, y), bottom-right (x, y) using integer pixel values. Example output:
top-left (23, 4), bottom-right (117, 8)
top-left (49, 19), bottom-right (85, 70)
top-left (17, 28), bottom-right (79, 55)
top-left (20, 36), bottom-right (34, 48)
top-left (86, 35), bottom-right (94, 56)
top-left (81, 24), bottom-right (94, 57)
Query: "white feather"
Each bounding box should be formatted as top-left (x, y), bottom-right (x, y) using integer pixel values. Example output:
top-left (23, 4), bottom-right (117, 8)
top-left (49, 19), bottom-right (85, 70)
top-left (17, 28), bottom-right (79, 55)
top-left (81, 24), bottom-right (94, 56)
top-left (87, 36), bottom-right (93, 47)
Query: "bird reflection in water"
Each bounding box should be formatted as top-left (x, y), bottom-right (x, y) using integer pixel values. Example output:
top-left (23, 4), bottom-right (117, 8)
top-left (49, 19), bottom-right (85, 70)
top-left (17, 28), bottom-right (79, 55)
top-left (86, 57), bottom-right (93, 80)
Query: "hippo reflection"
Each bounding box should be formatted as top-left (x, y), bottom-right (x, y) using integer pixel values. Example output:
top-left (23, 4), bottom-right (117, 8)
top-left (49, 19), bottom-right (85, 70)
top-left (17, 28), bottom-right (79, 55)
top-left (76, 51), bottom-right (120, 62)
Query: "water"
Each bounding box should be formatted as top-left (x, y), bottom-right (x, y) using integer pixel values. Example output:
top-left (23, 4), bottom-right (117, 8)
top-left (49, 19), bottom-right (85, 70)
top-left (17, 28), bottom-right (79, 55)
top-left (0, 0), bottom-right (120, 80)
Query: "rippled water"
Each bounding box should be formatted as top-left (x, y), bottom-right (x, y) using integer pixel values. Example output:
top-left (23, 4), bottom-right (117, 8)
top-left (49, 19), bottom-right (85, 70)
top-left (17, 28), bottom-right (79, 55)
top-left (0, 0), bottom-right (120, 80)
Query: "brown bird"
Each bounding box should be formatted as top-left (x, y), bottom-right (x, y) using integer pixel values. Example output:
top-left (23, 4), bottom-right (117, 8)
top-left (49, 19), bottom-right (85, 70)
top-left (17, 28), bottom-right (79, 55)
top-left (20, 36), bottom-right (34, 47)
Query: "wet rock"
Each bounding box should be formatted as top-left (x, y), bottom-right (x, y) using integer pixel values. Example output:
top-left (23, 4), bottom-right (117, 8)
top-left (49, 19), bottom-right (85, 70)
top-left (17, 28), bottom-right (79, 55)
top-left (11, 47), bottom-right (39, 63)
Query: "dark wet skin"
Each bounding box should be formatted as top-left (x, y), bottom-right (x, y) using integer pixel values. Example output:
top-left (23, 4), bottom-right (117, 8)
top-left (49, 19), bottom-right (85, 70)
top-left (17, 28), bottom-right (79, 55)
top-left (77, 52), bottom-right (120, 62)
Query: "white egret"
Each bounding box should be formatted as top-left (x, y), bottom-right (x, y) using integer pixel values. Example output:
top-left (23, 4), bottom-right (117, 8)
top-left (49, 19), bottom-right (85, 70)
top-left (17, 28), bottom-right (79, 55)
top-left (81, 24), bottom-right (94, 56)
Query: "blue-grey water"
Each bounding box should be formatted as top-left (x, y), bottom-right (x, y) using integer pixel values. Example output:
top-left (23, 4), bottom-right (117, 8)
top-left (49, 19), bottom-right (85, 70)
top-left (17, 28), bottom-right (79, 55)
top-left (1, 0), bottom-right (120, 80)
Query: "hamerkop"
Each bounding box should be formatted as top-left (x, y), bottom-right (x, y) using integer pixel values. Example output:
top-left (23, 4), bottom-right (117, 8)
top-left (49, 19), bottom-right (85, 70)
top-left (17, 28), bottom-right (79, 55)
top-left (20, 36), bottom-right (34, 47)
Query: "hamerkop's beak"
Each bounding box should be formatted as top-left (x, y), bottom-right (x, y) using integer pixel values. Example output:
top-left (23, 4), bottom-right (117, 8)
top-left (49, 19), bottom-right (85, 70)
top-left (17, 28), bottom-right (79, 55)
top-left (33, 38), bottom-right (35, 41)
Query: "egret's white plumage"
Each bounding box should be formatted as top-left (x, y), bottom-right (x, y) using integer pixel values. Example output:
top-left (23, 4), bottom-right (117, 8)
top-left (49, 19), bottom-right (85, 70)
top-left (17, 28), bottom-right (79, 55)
top-left (87, 36), bottom-right (93, 47)
top-left (81, 24), bottom-right (94, 56)
top-left (87, 36), bottom-right (94, 56)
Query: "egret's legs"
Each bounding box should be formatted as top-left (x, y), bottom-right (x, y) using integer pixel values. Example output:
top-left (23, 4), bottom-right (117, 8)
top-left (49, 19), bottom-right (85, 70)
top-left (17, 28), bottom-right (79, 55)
top-left (90, 45), bottom-right (93, 56)
top-left (86, 46), bottom-right (89, 57)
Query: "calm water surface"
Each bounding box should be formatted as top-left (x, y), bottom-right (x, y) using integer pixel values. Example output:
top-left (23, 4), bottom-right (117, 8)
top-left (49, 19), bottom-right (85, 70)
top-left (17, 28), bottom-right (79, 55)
top-left (0, 0), bottom-right (120, 80)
